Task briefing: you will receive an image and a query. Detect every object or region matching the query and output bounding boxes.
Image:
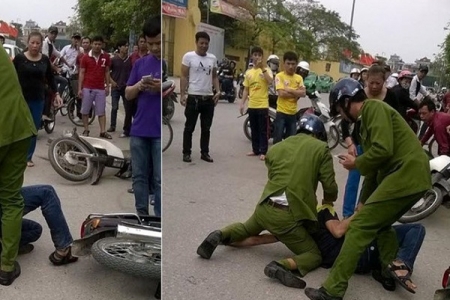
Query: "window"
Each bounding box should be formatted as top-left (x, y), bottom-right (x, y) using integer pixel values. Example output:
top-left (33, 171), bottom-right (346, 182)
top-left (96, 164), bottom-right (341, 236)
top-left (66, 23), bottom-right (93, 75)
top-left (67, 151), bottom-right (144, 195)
top-left (325, 63), bottom-right (331, 72)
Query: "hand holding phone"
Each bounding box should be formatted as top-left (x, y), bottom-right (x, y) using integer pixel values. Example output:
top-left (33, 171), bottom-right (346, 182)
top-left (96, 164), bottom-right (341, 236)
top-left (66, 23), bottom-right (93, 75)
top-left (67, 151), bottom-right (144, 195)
top-left (142, 75), bottom-right (153, 83)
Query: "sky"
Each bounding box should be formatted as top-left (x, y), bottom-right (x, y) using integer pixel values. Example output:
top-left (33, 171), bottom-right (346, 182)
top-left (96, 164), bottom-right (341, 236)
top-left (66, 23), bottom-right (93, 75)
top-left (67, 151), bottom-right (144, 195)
top-left (1, 0), bottom-right (449, 63)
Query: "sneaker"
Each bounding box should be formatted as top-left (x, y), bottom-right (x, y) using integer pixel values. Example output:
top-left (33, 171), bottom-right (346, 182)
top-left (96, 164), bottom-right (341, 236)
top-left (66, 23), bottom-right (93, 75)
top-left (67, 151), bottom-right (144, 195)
top-left (127, 188), bottom-right (134, 194)
top-left (264, 261), bottom-right (306, 289)
top-left (150, 194), bottom-right (155, 205)
top-left (42, 115), bottom-right (52, 121)
top-left (120, 132), bottom-right (129, 138)
top-left (107, 127), bottom-right (116, 132)
top-left (82, 130), bottom-right (90, 137)
top-left (196, 230), bottom-right (222, 259)
top-left (73, 117), bottom-right (81, 122)
top-left (0, 261), bottom-right (21, 286)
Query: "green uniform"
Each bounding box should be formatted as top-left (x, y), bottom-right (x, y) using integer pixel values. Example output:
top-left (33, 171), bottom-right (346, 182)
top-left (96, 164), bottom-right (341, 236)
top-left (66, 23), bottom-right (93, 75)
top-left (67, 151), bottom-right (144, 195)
top-left (322, 100), bottom-right (432, 297)
top-left (221, 133), bottom-right (338, 276)
top-left (0, 45), bottom-right (36, 272)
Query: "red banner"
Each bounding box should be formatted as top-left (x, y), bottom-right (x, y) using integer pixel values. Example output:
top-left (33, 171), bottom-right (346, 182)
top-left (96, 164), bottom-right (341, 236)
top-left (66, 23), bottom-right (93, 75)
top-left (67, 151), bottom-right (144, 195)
top-left (162, 2), bottom-right (187, 19)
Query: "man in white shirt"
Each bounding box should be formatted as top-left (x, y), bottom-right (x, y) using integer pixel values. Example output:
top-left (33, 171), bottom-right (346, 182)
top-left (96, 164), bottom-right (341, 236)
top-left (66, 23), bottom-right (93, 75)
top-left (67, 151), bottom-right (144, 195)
top-left (60, 33), bottom-right (84, 97)
top-left (180, 31), bottom-right (221, 163)
top-left (410, 65), bottom-right (431, 138)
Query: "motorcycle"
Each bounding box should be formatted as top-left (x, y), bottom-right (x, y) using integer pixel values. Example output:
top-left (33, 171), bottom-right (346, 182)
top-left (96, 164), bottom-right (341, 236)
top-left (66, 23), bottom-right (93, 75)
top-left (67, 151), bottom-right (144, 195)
top-left (48, 127), bottom-right (131, 185)
top-left (72, 213), bottom-right (161, 299)
top-left (162, 80), bottom-right (177, 121)
top-left (237, 72), bottom-right (245, 99)
top-left (218, 71), bottom-right (236, 103)
top-left (241, 91), bottom-right (339, 149)
top-left (435, 266), bottom-right (450, 300)
top-left (399, 154), bottom-right (450, 223)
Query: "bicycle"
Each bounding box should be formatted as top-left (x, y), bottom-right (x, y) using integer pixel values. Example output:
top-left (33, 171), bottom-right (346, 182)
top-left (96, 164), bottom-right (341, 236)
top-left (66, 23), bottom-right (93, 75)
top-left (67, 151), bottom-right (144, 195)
top-left (162, 116), bottom-right (173, 152)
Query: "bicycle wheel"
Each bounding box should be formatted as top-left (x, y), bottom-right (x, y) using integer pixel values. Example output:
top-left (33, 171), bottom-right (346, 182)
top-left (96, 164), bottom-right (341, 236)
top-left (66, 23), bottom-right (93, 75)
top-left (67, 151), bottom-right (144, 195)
top-left (162, 118), bottom-right (173, 152)
top-left (67, 98), bottom-right (95, 126)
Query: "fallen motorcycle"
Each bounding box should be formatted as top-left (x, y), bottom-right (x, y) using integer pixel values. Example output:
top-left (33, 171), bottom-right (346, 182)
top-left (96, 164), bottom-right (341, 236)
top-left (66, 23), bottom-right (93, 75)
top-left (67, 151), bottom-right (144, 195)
top-left (399, 154), bottom-right (450, 223)
top-left (48, 127), bottom-right (131, 185)
top-left (72, 213), bottom-right (161, 299)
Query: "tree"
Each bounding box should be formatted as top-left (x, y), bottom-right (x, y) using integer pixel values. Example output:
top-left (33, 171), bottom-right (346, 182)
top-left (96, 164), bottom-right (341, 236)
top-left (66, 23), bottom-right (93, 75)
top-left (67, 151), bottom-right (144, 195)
top-left (76, 0), bottom-right (160, 45)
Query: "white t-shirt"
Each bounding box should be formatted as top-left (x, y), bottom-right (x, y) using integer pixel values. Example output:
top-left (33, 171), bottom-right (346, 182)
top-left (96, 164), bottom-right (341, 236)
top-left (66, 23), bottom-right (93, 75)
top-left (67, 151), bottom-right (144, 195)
top-left (182, 51), bottom-right (217, 96)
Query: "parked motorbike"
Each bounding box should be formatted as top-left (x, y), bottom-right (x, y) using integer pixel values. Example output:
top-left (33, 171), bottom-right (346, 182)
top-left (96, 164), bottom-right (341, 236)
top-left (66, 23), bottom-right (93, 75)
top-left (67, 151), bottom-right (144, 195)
top-left (241, 91), bottom-right (339, 149)
top-left (48, 127), bottom-right (131, 185)
top-left (162, 80), bottom-right (177, 121)
top-left (72, 213), bottom-right (161, 299)
top-left (237, 72), bottom-right (245, 99)
top-left (399, 154), bottom-right (450, 223)
top-left (435, 266), bottom-right (450, 300)
top-left (218, 71), bottom-right (236, 103)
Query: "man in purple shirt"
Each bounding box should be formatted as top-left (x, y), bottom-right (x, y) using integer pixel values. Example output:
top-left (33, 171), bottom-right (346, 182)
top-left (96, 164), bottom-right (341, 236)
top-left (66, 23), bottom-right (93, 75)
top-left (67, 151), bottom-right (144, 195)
top-left (419, 99), bottom-right (450, 156)
top-left (125, 16), bottom-right (161, 216)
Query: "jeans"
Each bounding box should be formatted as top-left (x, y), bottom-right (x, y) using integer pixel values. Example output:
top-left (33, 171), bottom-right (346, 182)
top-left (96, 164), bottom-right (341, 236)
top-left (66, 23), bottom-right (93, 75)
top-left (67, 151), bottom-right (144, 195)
top-left (20, 219), bottom-right (43, 247)
top-left (183, 96), bottom-right (215, 155)
top-left (248, 108), bottom-right (269, 155)
top-left (19, 185), bottom-right (73, 249)
top-left (342, 145), bottom-right (363, 218)
top-left (26, 99), bottom-right (45, 162)
top-left (110, 88), bottom-right (133, 134)
top-left (356, 223), bottom-right (426, 274)
top-left (273, 111), bottom-right (297, 144)
top-left (131, 137), bottom-right (161, 216)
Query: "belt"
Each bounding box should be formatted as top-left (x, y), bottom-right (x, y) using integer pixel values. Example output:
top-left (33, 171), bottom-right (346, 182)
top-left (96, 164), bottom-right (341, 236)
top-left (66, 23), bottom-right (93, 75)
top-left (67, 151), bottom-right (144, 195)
top-left (266, 198), bottom-right (289, 211)
top-left (188, 95), bottom-right (213, 101)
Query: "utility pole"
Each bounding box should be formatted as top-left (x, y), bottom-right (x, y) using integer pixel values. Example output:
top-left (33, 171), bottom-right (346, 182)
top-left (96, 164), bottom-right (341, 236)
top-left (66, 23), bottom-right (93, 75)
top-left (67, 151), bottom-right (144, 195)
top-left (348, 0), bottom-right (356, 41)
top-left (206, 0), bottom-right (210, 24)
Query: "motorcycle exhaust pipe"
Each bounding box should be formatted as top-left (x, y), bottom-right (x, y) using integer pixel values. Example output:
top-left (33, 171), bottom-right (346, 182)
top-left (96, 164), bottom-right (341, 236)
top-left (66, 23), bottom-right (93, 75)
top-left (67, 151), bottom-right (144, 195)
top-left (116, 222), bottom-right (161, 244)
top-left (67, 151), bottom-right (95, 158)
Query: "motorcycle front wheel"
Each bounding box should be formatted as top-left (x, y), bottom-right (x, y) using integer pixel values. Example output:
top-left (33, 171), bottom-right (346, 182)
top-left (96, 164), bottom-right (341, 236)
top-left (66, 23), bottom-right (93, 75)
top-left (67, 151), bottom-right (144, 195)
top-left (327, 125), bottom-right (339, 150)
top-left (398, 187), bottom-right (444, 223)
top-left (162, 117), bottom-right (173, 152)
top-left (243, 116), bottom-right (252, 141)
top-left (91, 237), bottom-right (161, 279)
top-left (48, 137), bottom-right (94, 181)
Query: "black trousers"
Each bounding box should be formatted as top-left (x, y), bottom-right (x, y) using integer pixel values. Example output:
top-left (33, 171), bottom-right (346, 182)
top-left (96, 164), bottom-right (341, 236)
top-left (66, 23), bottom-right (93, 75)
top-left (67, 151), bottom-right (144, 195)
top-left (182, 95), bottom-right (215, 155)
top-left (248, 108), bottom-right (269, 155)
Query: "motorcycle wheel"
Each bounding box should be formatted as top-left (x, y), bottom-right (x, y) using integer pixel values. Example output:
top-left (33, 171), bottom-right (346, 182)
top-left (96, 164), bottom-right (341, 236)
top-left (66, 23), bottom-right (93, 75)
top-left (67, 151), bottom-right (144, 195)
top-left (162, 117), bottom-right (173, 152)
top-left (91, 237), bottom-right (161, 279)
top-left (228, 95), bottom-right (236, 103)
top-left (332, 117), bottom-right (348, 149)
top-left (67, 98), bottom-right (95, 126)
top-left (238, 87), bottom-right (243, 99)
top-left (427, 138), bottom-right (438, 158)
top-left (398, 187), bottom-right (444, 223)
top-left (48, 137), bottom-right (94, 181)
top-left (243, 116), bottom-right (252, 141)
top-left (327, 125), bottom-right (339, 150)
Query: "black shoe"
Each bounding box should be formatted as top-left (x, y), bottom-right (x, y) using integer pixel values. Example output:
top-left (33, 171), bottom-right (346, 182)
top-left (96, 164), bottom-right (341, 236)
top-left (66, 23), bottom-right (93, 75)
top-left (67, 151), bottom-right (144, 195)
top-left (372, 269), bottom-right (396, 291)
top-left (18, 244), bottom-right (34, 255)
top-left (264, 261), bottom-right (306, 289)
top-left (0, 261), bottom-right (21, 286)
top-left (197, 230), bottom-right (222, 259)
top-left (201, 153), bottom-right (214, 163)
top-left (183, 154), bottom-right (192, 163)
top-left (127, 188), bottom-right (134, 194)
top-left (107, 127), bottom-right (116, 132)
top-left (305, 287), bottom-right (342, 300)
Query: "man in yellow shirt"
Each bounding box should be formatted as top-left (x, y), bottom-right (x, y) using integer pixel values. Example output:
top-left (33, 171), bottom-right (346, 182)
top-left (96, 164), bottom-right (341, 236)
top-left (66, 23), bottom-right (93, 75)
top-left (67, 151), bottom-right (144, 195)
top-left (273, 51), bottom-right (306, 144)
top-left (239, 46), bottom-right (273, 160)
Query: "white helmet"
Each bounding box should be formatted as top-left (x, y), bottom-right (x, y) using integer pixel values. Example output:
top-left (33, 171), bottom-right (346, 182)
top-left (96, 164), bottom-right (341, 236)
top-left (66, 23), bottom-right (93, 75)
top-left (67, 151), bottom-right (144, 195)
top-left (350, 68), bottom-right (360, 75)
top-left (267, 54), bottom-right (279, 62)
top-left (392, 73), bottom-right (399, 78)
top-left (297, 61), bottom-right (310, 71)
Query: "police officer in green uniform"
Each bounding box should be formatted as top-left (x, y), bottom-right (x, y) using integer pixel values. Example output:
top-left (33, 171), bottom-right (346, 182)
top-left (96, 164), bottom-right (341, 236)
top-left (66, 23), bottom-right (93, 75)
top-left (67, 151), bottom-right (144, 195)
top-left (305, 78), bottom-right (432, 300)
top-left (0, 44), bottom-right (37, 285)
top-left (197, 114), bottom-right (338, 289)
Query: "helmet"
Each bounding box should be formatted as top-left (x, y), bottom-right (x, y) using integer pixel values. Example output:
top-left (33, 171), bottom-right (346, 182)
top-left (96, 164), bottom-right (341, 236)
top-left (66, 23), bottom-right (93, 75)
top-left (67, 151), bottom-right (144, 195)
top-left (297, 61), bottom-right (310, 71)
top-left (398, 70), bottom-right (413, 80)
top-left (329, 78), bottom-right (365, 121)
top-left (297, 114), bottom-right (327, 142)
top-left (419, 65), bottom-right (429, 73)
top-left (267, 54), bottom-right (279, 63)
top-left (350, 68), bottom-right (360, 75)
top-left (48, 26), bottom-right (58, 34)
top-left (360, 67), bottom-right (369, 73)
top-left (391, 73), bottom-right (398, 78)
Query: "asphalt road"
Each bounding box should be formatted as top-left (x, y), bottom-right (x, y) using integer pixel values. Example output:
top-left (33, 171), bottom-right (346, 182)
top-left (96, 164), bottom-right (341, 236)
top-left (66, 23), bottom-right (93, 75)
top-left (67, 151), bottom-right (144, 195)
top-left (0, 98), bottom-right (159, 299)
top-left (162, 86), bottom-right (450, 300)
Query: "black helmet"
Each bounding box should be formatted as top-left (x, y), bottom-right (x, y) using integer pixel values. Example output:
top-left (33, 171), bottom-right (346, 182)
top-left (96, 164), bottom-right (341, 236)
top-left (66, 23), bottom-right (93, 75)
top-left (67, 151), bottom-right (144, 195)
top-left (48, 26), bottom-right (58, 34)
top-left (329, 78), bottom-right (365, 121)
top-left (297, 114), bottom-right (327, 142)
top-left (419, 65), bottom-right (429, 73)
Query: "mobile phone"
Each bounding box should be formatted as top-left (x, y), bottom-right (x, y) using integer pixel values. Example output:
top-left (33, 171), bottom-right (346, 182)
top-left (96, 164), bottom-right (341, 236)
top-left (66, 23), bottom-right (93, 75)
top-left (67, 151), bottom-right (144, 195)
top-left (334, 155), bottom-right (346, 160)
top-left (142, 75), bottom-right (153, 82)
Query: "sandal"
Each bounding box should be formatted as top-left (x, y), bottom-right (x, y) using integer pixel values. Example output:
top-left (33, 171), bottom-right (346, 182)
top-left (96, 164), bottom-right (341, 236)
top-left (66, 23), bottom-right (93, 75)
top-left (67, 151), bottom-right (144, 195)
top-left (100, 132), bottom-right (112, 139)
top-left (49, 247), bottom-right (79, 266)
top-left (27, 161), bottom-right (34, 167)
top-left (82, 130), bottom-right (90, 137)
top-left (387, 262), bottom-right (415, 294)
